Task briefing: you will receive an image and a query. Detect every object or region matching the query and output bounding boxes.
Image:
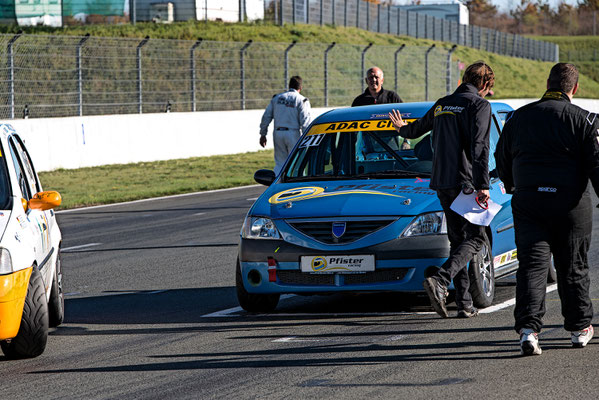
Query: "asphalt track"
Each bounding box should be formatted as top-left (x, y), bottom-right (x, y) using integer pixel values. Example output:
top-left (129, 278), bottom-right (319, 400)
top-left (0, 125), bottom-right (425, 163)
top-left (2, 185), bottom-right (599, 399)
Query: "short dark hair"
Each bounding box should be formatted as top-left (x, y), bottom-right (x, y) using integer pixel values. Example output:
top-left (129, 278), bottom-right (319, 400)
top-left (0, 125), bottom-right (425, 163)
top-left (462, 61), bottom-right (495, 91)
top-left (547, 63), bottom-right (578, 93)
top-left (289, 76), bottom-right (302, 90)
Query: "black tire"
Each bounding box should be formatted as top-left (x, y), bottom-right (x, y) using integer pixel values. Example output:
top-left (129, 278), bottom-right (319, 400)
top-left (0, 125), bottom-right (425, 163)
top-left (547, 255), bottom-right (557, 284)
top-left (48, 251), bottom-right (64, 328)
top-left (469, 239), bottom-right (495, 308)
top-left (236, 258), bottom-right (279, 312)
top-left (1, 267), bottom-right (49, 359)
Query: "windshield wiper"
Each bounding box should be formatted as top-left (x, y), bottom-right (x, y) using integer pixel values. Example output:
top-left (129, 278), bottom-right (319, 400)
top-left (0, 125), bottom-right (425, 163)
top-left (353, 170), bottom-right (431, 179)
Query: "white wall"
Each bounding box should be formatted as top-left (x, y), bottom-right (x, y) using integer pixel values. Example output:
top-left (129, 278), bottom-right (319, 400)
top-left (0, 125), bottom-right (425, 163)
top-left (5, 98), bottom-right (599, 173)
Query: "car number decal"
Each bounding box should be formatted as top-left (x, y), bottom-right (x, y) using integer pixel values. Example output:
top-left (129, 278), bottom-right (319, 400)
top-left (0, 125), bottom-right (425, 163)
top-left (298, 134), bottom-right (325, 148)
top-left (269, 186), bottom-right (405, 204)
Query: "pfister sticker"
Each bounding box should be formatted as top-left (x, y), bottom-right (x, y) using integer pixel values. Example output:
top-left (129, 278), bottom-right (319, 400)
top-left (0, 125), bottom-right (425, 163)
top-left (300, 255), bottom-right (375, 274)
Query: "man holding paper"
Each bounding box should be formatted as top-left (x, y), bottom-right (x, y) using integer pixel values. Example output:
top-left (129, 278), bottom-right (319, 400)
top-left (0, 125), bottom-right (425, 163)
top-left (389, 62), bottom-right (495, 318)
top-left (495, 63), bottom-right (599, 356)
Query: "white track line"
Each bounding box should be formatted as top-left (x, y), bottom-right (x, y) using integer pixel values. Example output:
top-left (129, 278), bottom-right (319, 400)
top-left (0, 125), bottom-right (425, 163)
top-left (57, 184), bottom-right (261, 213)
top-left (62, 243), bottom-right (102, 252)
top-left (479, 283), bottom-right (557, 314)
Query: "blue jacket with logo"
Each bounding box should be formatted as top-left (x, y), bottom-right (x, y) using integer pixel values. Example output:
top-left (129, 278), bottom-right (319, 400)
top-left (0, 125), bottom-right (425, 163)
top-left (397, 83), bottom-right (492, 191)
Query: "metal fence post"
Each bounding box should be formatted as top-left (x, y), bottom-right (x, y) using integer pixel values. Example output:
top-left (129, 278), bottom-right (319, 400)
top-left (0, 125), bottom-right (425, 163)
top-left (446, 44), bottom-right (457, 95)
top-left (320, 0), bottom-right (323, 25)
top-left (377, 4), bottom-right (380, 32)
top-left (324, 42), bottom-right (336, 107)
top-left (356, 0), bottom-right (360, 28)
top-left (361, 43), bottom-right (373, 92)
top-left (332, 0), bottom-right (336, 25)
top-left (279, 0), bottom-right (284, 25)
top-left (344, 0), bottom-right (348, 26)
top-left (394, 44), bottom-right (405, 94)
top-left (136, 36), bottom-right (149, 114)
top-left (387, 5), bottom-right (391, 34)
top-left (425, 44), bottom-right (435, 101)
top-left (306, 0), bottom-right (309, 24)
top-left (131, 0), bottom-right (136, 25)
top-left (76, 33), bottom-right (90, 117)
top-left (284, 40), bottom-right (297, 88)
top-left (292, 0), bottom-right (296, 24)
top-left (7, 31), bottom-right (22, 120)
top-left (366, 0), bottom-right (370, 30)
top-left (240, 40), bottom-right (252, 110)
top-left (190, 38), bottom-right (203, 112)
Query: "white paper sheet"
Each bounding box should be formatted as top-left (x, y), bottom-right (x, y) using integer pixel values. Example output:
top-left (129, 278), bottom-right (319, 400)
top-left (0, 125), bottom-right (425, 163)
top-left (449, 191), bottom-right (502, 226)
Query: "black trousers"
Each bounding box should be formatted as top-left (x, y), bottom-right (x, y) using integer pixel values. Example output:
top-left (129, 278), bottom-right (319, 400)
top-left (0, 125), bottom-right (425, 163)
top-left (513, 189), bottom-right (593, 333)
top-left (435, 188), bottom-right (487, 310)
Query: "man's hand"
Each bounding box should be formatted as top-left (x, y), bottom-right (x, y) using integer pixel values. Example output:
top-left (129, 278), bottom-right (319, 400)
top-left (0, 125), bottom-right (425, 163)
top-left (401, 140), bottom-right (411, 150)
top-left (259, 135), bottom-right (267, 148)
top-left (476, 189), bottom-right (490, 203)
top-left (389, 109), bottom-right (407, 132)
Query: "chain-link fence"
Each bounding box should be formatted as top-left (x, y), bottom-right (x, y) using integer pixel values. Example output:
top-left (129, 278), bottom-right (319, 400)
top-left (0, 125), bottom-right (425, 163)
top-left (270, 0), bottom-right (559, 63)
top-left (0, 33), bottom-right (459, 119)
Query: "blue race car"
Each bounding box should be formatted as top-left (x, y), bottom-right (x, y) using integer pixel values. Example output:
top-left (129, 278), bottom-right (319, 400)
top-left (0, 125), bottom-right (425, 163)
top-left (237, 101), bottom-right (534, 312)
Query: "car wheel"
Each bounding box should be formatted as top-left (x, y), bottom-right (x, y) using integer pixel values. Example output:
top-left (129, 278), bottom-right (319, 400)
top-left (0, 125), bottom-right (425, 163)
top-left (1, 267), bottom-right (49, 359)
top-left (236, 258), bottom-right (279, 312)
top-left (547, 255), bottom-right (557, 284)
top-left (48, 251), bottom-right (64, 327)
top-left (468, 239), bottom-right (495, 309)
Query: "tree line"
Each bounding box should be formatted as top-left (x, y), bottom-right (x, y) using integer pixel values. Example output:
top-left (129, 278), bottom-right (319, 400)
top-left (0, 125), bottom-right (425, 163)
top-left (467, 0), bottom-right (599, 35)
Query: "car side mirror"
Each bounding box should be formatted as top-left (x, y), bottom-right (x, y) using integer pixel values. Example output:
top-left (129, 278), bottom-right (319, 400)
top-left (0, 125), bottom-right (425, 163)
top-left (28, 191), bottom-right (62, 211)
top-left (254, 169), bottom-right (276, 186)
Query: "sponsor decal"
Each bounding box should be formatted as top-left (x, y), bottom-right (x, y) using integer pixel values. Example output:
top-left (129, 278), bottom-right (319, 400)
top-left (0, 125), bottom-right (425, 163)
top-left (433, 105), bottom-right (465, 117)
top-left (538, 187), bottom-right (557, 193)
top-left (499, 182), bottom-right (506, 194)
top-left (311, 256), bottom-right (327, 272)
top-left (494, 249), bottom-right (518, 267)
top-left (414, 177), bottom-right (430, 183)
top-left (306, 118), bottom-right (416, 136)
top-left (269, 186), bottom-right (406, 204)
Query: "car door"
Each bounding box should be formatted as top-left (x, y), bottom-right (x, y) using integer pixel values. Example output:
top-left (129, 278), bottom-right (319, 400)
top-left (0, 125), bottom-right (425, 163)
top-left (7, 134), bottom-right (53, 283)
top-left (488, 109), bottom-right (518, 275)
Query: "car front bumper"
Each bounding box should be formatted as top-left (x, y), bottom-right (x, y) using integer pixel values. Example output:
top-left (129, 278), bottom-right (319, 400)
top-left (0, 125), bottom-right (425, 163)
top-left (0, 267), bottom-right (31, 340)
top-left (239, 235), bottom-right (450, 294)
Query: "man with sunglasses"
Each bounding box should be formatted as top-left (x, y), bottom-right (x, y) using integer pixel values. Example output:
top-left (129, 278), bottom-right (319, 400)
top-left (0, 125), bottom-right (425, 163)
top-left (495, 63), bottom-right (599, 356)
top-left (389, 61), bottom-right (495, 318)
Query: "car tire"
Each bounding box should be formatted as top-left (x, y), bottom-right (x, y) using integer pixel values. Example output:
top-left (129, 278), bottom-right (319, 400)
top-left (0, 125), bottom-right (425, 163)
top-left (1, 267), bottom-right (49, 359)
top-left (236, 258), bottom-right (279, 313)
top-left (468, 238), bottom-right (495, 309)
top-left (48, 251), bottom-right (64, 328)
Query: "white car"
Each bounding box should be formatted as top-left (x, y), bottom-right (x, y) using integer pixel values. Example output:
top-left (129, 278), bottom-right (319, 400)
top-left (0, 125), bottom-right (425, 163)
top-left (0, 124), bottom-right (63, 359)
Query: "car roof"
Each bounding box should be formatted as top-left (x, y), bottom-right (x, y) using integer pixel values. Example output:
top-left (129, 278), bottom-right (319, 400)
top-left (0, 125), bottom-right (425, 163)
top-left (313, 101), bottom-right (513, 124)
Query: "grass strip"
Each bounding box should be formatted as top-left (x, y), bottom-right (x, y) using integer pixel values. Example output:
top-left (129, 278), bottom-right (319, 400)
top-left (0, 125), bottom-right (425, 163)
top-left (39, 150), bottom-right (274, 209)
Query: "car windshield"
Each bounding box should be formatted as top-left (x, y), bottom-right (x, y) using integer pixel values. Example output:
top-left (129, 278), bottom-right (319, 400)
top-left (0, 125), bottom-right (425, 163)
top-left (284, 119), bottom-right (432, 181)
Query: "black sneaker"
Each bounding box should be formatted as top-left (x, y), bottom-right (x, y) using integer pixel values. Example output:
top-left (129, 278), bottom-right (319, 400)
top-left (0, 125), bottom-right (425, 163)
top-left (457, 307), bottom-right (479, 318)
top-left (423, 277), bottom-right (449, 318)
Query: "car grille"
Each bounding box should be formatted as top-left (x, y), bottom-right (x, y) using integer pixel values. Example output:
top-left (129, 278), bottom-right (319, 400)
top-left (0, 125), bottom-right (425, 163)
top-left (278, 269), bottom-right (409, 286)
top-left (287, 219), bottom-right (396, 244)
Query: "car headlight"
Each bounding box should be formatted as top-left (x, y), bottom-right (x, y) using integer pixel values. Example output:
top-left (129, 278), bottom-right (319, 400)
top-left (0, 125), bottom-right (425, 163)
top-left (242, 217), bottom-right (281, 240)
top-left (0, 248), bottom-right (13, 274)
top-left (401, 212), bottom-right (447, 237)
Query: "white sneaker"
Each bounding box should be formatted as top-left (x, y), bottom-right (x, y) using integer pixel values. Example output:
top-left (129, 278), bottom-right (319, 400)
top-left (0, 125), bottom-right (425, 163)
top-left (571, 325), bottom-right (594, 348)
top-left (520, 328), bottom-right (542, 356)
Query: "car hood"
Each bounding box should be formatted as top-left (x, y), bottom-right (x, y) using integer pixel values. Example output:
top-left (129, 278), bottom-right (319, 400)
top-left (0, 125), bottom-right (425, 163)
top-left (252, 178), bottom-right (441, 219)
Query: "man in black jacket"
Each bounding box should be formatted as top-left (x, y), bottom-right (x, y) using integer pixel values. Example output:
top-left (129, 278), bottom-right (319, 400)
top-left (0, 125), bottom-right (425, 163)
top-left (389, 62), bottom-right (494, 318)
top-left (495, 63), bottom-right (599, 356)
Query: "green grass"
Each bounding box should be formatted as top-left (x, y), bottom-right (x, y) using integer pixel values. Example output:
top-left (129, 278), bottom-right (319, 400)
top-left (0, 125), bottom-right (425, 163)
top-left (39, 150), bottom-right (275, 209)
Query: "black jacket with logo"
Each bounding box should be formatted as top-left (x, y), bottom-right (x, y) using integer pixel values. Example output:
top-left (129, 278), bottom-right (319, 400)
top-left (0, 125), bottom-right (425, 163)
top-left (352, 88), bottom-right (403, 107)
top-left (398, 83), bottom-right (492, 190)
top-left (495, 90), bottom-right (599, 197)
